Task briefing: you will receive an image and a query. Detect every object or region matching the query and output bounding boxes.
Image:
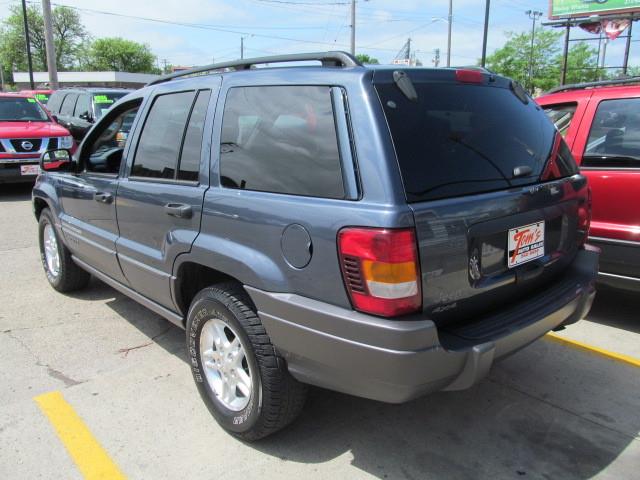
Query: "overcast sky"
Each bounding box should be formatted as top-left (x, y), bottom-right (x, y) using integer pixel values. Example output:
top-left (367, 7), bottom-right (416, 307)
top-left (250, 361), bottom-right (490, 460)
top-left (1, 0), bottom-right (638, 69)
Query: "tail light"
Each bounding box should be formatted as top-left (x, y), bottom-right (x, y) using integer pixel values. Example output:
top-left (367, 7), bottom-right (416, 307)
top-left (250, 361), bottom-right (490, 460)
top-left (455, 69), bottom-right (484, 84)
top-left (338, 227), bottom-right (422, 317)
top-left (577, 188), bottom-right (592, 246)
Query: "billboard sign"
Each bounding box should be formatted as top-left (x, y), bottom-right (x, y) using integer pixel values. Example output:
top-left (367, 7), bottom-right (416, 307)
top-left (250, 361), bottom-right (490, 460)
top-left (550, 0), bottom-right (640, 19)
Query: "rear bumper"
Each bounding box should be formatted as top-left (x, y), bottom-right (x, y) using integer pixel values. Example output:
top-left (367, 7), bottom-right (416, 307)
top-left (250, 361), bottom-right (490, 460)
top-left (246, 248), bottom-right (598, 403)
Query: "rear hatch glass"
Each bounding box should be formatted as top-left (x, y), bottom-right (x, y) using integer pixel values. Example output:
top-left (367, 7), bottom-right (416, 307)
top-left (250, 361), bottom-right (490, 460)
top-left (374, 71), bottom-right (577, 202)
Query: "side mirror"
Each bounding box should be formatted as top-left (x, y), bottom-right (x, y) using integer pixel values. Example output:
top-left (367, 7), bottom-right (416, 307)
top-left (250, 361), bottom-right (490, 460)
top-left (40, 149), bottom-right (76, 173)
top-left (79, 112), bottom-right (93, 122)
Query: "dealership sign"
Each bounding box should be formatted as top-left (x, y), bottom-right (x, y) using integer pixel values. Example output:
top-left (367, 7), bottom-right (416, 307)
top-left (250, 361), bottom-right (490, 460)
top-left (550, 0), bottom-right (640, 19)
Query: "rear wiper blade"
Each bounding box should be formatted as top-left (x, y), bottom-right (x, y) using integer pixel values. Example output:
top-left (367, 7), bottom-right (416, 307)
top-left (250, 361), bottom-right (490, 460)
top-left (393, 70), bottom-right (418, 102)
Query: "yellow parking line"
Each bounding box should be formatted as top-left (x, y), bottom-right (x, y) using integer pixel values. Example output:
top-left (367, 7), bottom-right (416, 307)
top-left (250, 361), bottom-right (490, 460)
top-left (546, 332), bottom-right (640, 369)
top-left (34, 391), bottom-right (126, 480)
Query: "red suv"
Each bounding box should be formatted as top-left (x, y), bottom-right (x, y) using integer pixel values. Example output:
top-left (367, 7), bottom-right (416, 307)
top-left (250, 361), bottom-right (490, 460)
top-left (0, 93), bottom-right (74, 183)
top-left (537, 79), bottom-right (640, 291)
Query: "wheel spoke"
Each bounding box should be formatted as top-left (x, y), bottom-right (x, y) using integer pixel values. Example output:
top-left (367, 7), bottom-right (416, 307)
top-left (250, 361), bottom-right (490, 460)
top-left (236, 369), bottom-right (251, 397)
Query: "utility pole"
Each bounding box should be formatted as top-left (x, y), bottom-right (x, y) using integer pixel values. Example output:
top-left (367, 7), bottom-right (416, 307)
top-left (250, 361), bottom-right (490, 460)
top-left (21, 0), bottom-right (35, 89)
top-left (241, 37), bottom-right (244, 59)
top-left (561, 23), bottom-right (570, 85)
top-left (0, 65), bottom-right (5, 92)
top-left (481, 0), bottom-right (490, 67)
top-left (623, 21), bottom-right (633, 75)
top-left (42, 0), bottom-right (58, 89)
top-left (433, 48), bottom-right (440, 68)
top-left (446, 0), bottom-right (453, 67)
top-left (161, 58), bottom-right (168, 74)
top-left (525, 10), bottom-right (543, 92)
top-left (350, 0), bottom-right (356, 56)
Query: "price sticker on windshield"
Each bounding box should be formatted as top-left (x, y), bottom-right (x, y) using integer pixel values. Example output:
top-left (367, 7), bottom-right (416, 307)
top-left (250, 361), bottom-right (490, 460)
top-left (507, 221), bottom-right (545, 268)
top-left (94, 95), bottom-right (114, 104)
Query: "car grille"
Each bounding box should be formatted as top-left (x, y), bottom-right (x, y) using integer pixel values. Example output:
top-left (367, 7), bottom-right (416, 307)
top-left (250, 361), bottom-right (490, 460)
top-left (10, 138), bottom-right (42, 153)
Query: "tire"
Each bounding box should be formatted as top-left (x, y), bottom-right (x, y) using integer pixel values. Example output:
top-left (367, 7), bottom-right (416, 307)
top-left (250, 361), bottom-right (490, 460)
top-left (38, 208), bottom-right (90, 292)
top-left (186, 283), bottom-right (307, 440)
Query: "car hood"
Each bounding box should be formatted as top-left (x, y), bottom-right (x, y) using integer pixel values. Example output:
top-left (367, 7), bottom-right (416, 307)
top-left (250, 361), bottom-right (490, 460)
top-left (0, 121), bottom-right (71, 138)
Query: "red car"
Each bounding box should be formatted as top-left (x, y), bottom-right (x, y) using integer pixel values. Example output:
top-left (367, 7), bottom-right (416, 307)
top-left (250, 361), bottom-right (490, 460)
top-left (0, 93), bottom-right (74, 183)
top-left (537, 79), bottom-right (640, 291)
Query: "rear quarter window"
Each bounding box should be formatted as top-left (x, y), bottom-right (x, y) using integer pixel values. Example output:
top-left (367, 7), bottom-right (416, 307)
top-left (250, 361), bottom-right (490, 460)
top-left (543, 103), bottom-right (577, 137)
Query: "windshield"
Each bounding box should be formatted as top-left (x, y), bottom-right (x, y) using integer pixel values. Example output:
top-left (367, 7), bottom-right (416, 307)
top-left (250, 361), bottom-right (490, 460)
top-left (0, 97), bottom-right (49, 122)
top-left (375, 81), bottom-right (577, 202)
top-left (93, 93), bottom-right (127, 119)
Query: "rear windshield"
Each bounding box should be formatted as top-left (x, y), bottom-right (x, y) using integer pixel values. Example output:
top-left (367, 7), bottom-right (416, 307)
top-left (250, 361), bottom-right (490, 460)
top-left (0, 97), bottom-right (49, 122)
top-left (375, 81), bottom-right (576, 202)
top-left (93, 93), bottom-right (127, 118)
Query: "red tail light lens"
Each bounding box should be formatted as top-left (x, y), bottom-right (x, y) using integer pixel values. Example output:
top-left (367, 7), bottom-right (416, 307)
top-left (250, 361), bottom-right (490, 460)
top-left (577, 188), bottom-right (592, 246)
top-left (338, 227), bottom-right (422, 317)
top-left (455, 69), bottom-right (484, 84)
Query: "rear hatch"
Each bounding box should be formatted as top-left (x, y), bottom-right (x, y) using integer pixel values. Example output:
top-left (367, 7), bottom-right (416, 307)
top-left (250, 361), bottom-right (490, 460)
top-left (373, 69), bottom-right (589, 326)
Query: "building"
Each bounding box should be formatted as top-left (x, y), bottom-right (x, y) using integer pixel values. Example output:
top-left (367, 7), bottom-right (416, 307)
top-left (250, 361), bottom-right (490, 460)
top-left (12, 71), bottom-right (160, 90)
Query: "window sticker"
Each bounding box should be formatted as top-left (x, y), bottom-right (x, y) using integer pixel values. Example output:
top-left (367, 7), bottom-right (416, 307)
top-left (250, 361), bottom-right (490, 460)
top-left (94, 95), bottom-right (114, 104)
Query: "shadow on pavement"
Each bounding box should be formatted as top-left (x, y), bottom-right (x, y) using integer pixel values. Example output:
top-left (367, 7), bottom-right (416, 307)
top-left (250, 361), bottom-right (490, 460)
top-left (0, 183), bottom-right (33, 202)
top-left (83, 277), bottom-right (639, 479)
top-left (586, 285), bottom-right (640, 334)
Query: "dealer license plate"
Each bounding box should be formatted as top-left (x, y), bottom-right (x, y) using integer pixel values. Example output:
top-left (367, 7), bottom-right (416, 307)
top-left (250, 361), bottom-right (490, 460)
top-left (20, 164), bottom-right (40, 176)
top-left (507, 221), bottom-right (545, 268)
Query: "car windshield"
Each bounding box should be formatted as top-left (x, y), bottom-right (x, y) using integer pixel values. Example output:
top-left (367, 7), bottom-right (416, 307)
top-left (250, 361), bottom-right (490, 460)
top-left (93, 93), bottom-right (127, 119)
top-left (0, 97), bottom-right (49, 122)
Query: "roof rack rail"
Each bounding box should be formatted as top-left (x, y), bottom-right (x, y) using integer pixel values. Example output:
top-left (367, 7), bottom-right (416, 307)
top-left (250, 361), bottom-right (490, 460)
top-left (547, 76), bottom-right (640, 94)
top-left (147, 51), bottom-right (362, 86)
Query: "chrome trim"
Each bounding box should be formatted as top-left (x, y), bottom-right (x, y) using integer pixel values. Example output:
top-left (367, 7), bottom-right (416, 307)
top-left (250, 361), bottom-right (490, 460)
top-left (598, 272), bottom-right (640, 283)
top-left (0, 137), bottom-right (52, 154)
top-left (589, 236), bottom-right (640, 247)
top-left (118, 253), bottom-right (172, 278)
top-left (0, 158), bottom-right (39, 164)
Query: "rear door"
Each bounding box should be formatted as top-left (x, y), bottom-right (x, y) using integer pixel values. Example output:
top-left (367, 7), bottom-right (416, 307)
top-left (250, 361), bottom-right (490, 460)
top-left (115, 82), bottom-right (219, 309)
top-left (374, 70), bottom-right (588, 325)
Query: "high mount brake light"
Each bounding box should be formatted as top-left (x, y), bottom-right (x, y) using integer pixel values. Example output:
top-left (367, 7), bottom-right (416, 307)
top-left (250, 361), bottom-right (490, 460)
top-left (455, 69), bottom-right (484, 84)
top-left (338, 227), bottom-right (422, 317)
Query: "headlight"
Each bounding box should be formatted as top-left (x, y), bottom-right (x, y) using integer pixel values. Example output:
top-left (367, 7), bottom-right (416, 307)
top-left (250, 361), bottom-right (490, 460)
top-left (58, 136), bottom-right (73, 149)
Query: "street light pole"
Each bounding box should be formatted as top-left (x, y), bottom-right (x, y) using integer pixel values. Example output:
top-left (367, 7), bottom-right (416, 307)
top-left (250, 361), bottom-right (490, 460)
top-left (350, 0), bottom-right (356, 56)
top-left (21, 0), bottom-right (35, 89)
top-left (446, 0), bottom-right (453, 67)
top-left (526, 10), bottom-right (543, 92)
top-left (481, 0), bottom-right (490, 67)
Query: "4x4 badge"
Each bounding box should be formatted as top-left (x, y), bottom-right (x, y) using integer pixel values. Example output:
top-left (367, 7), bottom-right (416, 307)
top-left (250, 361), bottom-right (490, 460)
top-left (21, 140), bottom-right (34, 151)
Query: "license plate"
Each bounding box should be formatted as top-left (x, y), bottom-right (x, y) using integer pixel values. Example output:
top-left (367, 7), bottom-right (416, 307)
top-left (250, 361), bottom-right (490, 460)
top-left (20, 164), bottom-right (40, 175)
top-left (507, 221), bottom-right (545, 268)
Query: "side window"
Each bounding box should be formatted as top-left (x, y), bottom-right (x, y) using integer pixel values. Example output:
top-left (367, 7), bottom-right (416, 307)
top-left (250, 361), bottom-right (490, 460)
top-left (219, 86), bottom-right (345, 199)
top-left (178, 89), bottom-right (211, 182)
top-left (543, 103), bottom-right (577, 138)
top-left (583, 98), bottom-right (640, 168)
top-left (131, 91), bottom-right (195, 179)
top-left (60, 93), bottom-right (78, 116)
top-left (84, 102), bottom-right (141, 174)
top-left (47, 93), bottom-right (65, 113)
top-left (74, 95), bottom-right (91, 118)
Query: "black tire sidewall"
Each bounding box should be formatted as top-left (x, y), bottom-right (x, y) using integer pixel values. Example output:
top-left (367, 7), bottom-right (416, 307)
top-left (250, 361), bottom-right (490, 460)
top-left (38, 210), bottom-right (63, 288)
top-left (187, 291), bottom-right (263, 434)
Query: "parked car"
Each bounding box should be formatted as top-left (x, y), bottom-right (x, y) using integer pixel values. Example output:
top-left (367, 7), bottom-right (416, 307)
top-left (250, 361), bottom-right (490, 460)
top-left (537, 78), bottom-right (640, 291)
top-left (33, 52), bottom-right (598, 440)
top-left (0, 93), bottom-right (74, 183)
top-left (46, 88), bottom-right (132, 141)
top-left (19, 89), bottom-right (54, 105)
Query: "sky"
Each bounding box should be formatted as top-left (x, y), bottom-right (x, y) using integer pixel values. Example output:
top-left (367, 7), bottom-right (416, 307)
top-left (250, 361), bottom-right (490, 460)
top-left (0, 0), bottom-right (638, 70)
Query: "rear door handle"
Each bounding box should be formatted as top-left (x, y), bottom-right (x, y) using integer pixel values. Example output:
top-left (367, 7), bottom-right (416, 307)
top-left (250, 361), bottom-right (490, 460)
top-left (164, 203), bottom-right (192, 219)
top-left (94, 192), bottom-right (113, 204)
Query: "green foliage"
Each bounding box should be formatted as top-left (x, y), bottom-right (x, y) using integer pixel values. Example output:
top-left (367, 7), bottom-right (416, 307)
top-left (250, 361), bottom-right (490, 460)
top-left (356, 53), bottom-right (380, 65)
top-left (0, 4), bottom-right (88, 81)
top-left (564, 42), bottom-right (601, 84)
top-left (85, 37), bottom-right (157, 73)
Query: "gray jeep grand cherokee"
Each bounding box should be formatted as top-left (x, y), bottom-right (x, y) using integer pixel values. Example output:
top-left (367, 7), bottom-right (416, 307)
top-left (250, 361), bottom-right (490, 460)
top-left (33, 52), bottom-right (598, 440)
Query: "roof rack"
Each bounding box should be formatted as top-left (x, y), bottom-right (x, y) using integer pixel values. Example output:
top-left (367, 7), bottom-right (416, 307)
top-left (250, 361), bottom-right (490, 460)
top-left (547, 76), bottom-right (640, 94)
top-left (147, 51), bottom-right (362, 86)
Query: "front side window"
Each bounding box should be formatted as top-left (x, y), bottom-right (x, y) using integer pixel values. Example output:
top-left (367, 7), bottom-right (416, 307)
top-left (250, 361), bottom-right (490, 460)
top-left (0, 97), bottom-right (49, 122)
top-left (583, 98), bottom-right (640, 168)
top-left (131, 91), bottom-right (196, 179)
top-left (219, 85), bottom-right (345, 199)
top-left (60, 94), bottom-right (78, 116)
top-left (543, 103), bottom-right (577, 137)
top-left (85, 103), bottom-right (141, 174)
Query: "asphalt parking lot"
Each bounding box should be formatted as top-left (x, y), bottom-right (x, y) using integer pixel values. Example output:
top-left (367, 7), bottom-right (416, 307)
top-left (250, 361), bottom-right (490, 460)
top-left (0, 183), bottom-right (638, 480)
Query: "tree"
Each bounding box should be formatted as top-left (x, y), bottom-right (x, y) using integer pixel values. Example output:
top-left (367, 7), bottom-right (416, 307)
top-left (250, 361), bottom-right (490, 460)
top-left (356, 53), bottom-right (379, 65)
top-left (86, 37), bottom-right (158, 73)
top-left (486, 30), bottom-right (562, 93)
top-left (0, 4), bottom-right (88, 81)
top-left (563, 42), bottom-right (600, 84)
